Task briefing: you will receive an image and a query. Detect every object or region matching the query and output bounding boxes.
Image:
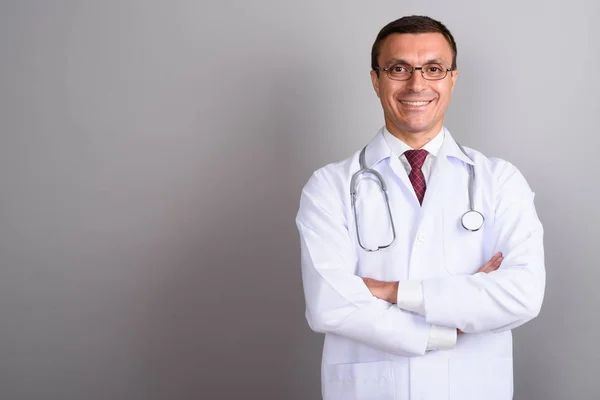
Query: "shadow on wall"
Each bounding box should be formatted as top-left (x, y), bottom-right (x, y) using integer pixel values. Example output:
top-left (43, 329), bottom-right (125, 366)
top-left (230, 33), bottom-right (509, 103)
top-left (135, 65), bottom-right (326, 399)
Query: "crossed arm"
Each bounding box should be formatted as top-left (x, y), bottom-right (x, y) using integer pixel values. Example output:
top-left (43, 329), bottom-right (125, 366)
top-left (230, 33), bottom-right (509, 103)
top-left (362, 252), bottom-right (504, 336)
top-left (297, 164), bottom-right (545, 356)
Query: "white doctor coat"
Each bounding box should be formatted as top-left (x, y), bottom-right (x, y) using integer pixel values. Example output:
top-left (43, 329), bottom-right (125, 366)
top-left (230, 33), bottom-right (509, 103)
top-left (296, 127), bottom-right (545, 400)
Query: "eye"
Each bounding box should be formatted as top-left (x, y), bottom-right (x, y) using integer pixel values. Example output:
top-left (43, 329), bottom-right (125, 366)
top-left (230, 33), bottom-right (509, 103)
top-left (391, 64), bottom-right (409, 72)
top-left (423, 64), bottom-right (446, 74)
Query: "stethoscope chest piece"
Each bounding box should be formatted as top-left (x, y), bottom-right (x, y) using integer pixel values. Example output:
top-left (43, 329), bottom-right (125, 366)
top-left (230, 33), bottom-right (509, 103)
top-left (461, 210), bottom-right (484, 231)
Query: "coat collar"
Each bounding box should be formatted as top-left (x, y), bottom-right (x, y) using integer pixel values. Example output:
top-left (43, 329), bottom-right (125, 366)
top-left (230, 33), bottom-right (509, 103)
top-left (439, 128), bottom-right (475, 166)
top-left (364, 126), bottom-right (474, 169)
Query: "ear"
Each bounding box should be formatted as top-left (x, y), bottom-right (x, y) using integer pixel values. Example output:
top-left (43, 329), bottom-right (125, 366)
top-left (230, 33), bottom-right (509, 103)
top-left (370, 70), bottom-right (381, 98)
top-left (450, 69), bottom-right (459, 91)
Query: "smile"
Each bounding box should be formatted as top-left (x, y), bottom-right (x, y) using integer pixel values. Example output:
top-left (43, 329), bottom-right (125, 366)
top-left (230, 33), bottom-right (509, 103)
top-left (399, 100), bottom-right (432, 106)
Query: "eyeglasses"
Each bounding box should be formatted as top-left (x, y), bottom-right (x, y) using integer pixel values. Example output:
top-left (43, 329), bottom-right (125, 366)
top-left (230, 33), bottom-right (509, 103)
top-left (374, 62), bottom-right (455, 81)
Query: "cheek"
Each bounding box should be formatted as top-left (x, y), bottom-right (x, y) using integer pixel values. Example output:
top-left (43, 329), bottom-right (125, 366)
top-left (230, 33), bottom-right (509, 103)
top-left (379, 89), bottom-right (395, 108)
top-left (379, 82), bottom-right (402, 98)
top-left (436, 84), bottom-right (454, 103)
top-left (381, 87), bottom-right (401, 107)
top-left (440, 92), bottom-right (453, 110)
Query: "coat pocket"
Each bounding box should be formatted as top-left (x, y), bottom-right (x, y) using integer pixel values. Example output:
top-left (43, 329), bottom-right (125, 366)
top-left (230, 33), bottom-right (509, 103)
top-left (322, 360), bottom-right (395, 400)
top-left (442, 207), bottom-right (487, 275)
top-left (449, 357), bottom-right (513, 400)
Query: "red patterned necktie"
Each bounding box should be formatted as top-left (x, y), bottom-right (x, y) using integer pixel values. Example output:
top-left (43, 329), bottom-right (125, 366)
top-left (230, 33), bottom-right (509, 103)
top-left (404, 149), bottom-right (429, 205)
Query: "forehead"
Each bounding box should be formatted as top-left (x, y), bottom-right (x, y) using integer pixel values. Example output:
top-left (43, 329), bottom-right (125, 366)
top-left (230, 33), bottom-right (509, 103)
top-left (378, 33), bottom-right (453, 65)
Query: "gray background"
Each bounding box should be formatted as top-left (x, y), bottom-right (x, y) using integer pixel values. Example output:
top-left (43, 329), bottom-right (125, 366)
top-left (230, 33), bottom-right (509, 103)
top-left (0, 0), bottom-right (598, 399)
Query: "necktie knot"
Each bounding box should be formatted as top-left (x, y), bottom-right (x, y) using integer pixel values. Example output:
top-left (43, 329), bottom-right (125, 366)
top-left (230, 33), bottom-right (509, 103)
top-left (404, 149), bottom-right (428, 170)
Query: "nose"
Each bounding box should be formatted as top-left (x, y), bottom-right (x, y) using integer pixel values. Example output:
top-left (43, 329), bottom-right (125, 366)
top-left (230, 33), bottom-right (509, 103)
top-left (405, 69), bottom-right (427, 92)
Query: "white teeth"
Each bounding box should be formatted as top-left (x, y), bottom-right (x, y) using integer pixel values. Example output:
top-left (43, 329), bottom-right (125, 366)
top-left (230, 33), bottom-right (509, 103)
top-left (400, 101), bottom-right (430, 106)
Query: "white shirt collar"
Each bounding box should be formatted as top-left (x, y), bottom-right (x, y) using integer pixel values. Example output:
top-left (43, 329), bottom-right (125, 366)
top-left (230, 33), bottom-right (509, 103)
top-left (383, 126), bottom-right (445, 157)
top-left (363, 126), bottom-right (474, 169)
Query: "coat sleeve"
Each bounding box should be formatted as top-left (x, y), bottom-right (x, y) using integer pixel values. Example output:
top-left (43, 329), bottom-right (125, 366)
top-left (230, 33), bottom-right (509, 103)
top-left (421, 161), bottom-right (546, 333)
top-left (297, 170), bottom-right (432, 357)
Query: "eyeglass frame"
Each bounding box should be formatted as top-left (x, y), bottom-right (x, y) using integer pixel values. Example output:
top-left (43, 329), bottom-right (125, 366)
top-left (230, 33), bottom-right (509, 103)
top-left (374, 63), bottom-right (457, 81)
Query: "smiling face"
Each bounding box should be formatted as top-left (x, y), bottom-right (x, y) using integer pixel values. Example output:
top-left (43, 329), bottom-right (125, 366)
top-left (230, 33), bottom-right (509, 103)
top-left (370, 32), bottom-right (458, 145)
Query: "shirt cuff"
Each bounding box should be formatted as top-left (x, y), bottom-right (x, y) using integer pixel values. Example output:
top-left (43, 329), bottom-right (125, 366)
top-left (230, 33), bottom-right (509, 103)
top-left (396, 280), bottom-right (425, 315)
top-left (426, 325), bottom-right (457, 351)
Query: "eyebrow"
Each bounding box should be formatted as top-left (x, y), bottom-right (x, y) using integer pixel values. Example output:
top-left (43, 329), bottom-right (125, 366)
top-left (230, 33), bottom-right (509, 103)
top-left (384, 57), bottom-right (448, 67)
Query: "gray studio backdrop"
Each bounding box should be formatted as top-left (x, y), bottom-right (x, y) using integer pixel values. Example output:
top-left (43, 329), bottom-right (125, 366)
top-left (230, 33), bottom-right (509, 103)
top-left (0, 1), bottom-right (598, 399)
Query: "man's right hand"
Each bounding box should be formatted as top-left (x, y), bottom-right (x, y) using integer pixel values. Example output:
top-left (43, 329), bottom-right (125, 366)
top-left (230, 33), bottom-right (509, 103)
top-left (457, 252), bottom-right (504, 335)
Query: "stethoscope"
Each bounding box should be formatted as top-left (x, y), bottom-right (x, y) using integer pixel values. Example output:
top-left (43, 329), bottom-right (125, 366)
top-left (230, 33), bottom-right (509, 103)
top-left (350, 143), bottom-right (484, 252)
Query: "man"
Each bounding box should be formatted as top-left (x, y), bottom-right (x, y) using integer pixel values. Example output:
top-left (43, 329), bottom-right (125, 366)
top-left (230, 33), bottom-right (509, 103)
top-left (295, 16), bottom-right (545, 400)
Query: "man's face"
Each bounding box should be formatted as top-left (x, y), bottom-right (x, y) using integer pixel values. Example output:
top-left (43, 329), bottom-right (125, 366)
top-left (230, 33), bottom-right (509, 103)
top-left (370, 33), bottom-right (458, 139)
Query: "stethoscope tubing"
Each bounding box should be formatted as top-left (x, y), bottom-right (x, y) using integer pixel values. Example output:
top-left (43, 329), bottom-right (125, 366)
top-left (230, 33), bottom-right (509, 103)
top-left (351, 141), bottom-right (484, 251)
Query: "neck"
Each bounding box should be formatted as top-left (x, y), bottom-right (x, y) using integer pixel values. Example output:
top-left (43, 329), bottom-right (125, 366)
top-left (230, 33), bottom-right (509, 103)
top-left (385, 122), bottom-right (442, 149)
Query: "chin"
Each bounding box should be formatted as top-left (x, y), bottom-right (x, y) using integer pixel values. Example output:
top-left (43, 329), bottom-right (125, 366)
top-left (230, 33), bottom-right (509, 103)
top-left (401, 123), bottom-right (435, 134)
top-left (398, 116), bottom-right (442, 133)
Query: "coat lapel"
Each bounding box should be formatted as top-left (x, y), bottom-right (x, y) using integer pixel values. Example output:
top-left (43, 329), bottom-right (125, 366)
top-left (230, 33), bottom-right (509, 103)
top-left (421, 130), bottom-right (475, 215)
top-left (363, 127), bottom-right (475, 213)
top-left (421, 152), bottom-right (450, 212)
top-left (364, 128), bottom-right (414, 196)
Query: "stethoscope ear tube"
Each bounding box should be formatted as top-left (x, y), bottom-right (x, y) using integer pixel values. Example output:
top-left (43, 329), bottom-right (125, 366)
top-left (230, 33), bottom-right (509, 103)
top-left (351, 147), bottom-right (396, 251)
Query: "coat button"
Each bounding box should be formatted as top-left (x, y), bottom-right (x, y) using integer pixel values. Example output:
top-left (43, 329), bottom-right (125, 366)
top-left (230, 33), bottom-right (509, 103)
top-left (417, 232), bottom-right (426, 242)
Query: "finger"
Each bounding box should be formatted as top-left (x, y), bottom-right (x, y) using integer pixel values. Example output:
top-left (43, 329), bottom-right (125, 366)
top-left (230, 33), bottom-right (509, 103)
top-left (479, 253), bottom-right (504, 272)
top-left (484, 256), bottom-right (504, 274)
top-left (478, 258), bottom-right (495, 273)
top-left (480, 264), bottom-right (494, 274)
top-left (478, 258), bottom-right (502, 274)
top-left (477, 261), bottom-right (491, 273)
top-left (491, 256), bottom-right (504, 269)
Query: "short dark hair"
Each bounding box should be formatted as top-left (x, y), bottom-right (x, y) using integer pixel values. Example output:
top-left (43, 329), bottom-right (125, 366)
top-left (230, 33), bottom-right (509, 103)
top-left (371, 16), bottom-right (458, 74)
